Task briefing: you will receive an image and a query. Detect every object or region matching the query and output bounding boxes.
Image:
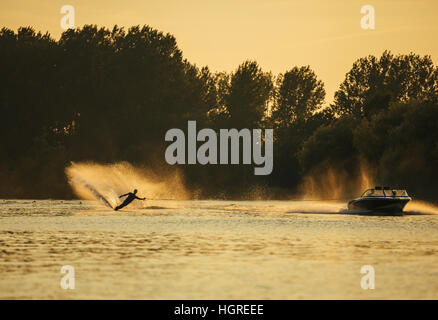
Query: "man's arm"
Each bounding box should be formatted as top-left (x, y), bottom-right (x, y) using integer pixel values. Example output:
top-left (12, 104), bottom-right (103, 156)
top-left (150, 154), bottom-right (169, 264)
top-left (119, 193), bottom-right (129, 198)
top-left (136, 196), bottom-right (146, 200)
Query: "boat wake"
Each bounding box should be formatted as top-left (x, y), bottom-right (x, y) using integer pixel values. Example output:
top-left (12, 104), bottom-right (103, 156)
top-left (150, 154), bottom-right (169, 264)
top-left (404, 200), bottom-right (438, 215)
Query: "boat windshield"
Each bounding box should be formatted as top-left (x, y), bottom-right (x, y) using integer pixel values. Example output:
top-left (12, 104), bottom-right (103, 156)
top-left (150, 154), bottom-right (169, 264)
top-left (361, 189), bottom-right (409, 197)
top-left (362, 189), bottom-right (384, 197)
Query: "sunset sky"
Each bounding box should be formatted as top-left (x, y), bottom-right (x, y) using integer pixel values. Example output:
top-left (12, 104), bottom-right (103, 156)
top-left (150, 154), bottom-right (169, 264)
top-left (2, 0), bottom-right (437, 103)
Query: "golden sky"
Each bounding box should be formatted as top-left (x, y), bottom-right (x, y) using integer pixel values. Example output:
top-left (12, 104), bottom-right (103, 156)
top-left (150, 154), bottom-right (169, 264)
top-left (1, 0), bottom-right (437, 103)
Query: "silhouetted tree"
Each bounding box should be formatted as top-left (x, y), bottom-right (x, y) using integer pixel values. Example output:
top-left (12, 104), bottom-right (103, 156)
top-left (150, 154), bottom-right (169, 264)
top-left (225, 60), bottom-right (273, 128)
top-left (272, 66), bottom-right (325, 127)
top-left (1, 25), bottom-right (437, 201)
top-left (299, 117), bottom-right (357, 173)
top-left (333, 51), bottom-right (438, 118)
top-left (353, 100), bottom-right (438, 199)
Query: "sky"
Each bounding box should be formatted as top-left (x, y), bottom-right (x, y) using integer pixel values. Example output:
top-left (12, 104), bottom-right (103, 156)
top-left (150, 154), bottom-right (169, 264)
top-left (1, 0), bottom-right (437, 103)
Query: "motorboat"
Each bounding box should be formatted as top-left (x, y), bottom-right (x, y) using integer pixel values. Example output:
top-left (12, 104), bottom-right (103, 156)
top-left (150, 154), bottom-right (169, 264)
top-left (348, 186), bottom-right (411, 214)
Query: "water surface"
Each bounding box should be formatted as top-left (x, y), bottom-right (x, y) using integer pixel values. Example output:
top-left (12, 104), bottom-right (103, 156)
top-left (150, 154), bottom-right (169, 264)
top-left (0, 199), bottom-right (437, 299)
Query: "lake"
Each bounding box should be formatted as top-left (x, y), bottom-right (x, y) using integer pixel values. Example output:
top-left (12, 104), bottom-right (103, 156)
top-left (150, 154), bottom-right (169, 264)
top-left (0, 199), bottom-right (437, 299)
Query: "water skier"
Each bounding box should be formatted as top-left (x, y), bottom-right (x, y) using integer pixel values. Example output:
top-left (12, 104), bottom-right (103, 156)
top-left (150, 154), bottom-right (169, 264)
top-left (114, 189), bottom-right (146, 211)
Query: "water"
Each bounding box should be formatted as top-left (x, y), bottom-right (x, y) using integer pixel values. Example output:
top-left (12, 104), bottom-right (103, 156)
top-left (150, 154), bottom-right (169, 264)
top-left (0, 199), bottom-right (437, 299)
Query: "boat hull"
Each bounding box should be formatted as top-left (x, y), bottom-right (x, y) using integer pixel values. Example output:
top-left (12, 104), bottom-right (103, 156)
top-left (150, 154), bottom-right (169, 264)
top-left (348, 197), bottom-right (411, 214)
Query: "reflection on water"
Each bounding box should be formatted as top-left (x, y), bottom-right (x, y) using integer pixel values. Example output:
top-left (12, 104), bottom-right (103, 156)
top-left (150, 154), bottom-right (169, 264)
top-left (0, 199), bottom-right (437, 299)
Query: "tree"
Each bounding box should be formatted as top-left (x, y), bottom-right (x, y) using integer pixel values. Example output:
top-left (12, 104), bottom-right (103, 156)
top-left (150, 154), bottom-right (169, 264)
top-left (272, 66), bottom-right (325, 127)
top-left (0, 25), bottom-right (219, 197)
top-left (353, 101), bottom-right (438, 199)
top-left (298, 117), bottom-right (357, 173)
top-left (225, 61), bottom-right (273, 128)
top-left (333, 51), bottom-right (438, 118)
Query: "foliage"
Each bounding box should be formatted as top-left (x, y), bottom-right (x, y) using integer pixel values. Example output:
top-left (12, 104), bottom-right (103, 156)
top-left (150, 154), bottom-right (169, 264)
top-left (1, 27), bottom-right (437, 200)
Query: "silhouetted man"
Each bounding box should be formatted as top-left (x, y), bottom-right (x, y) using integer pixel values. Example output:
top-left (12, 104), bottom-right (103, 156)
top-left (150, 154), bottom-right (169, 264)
top-left (114, 189), bottom-right (146, 211)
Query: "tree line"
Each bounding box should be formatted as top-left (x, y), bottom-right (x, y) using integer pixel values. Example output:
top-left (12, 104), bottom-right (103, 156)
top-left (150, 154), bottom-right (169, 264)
top-left (0, 25), bottom-right (437, 201)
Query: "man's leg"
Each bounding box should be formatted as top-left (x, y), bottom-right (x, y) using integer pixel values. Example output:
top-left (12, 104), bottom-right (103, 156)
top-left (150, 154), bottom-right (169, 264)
top-left (114, 198), bottom-right (133, 211)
